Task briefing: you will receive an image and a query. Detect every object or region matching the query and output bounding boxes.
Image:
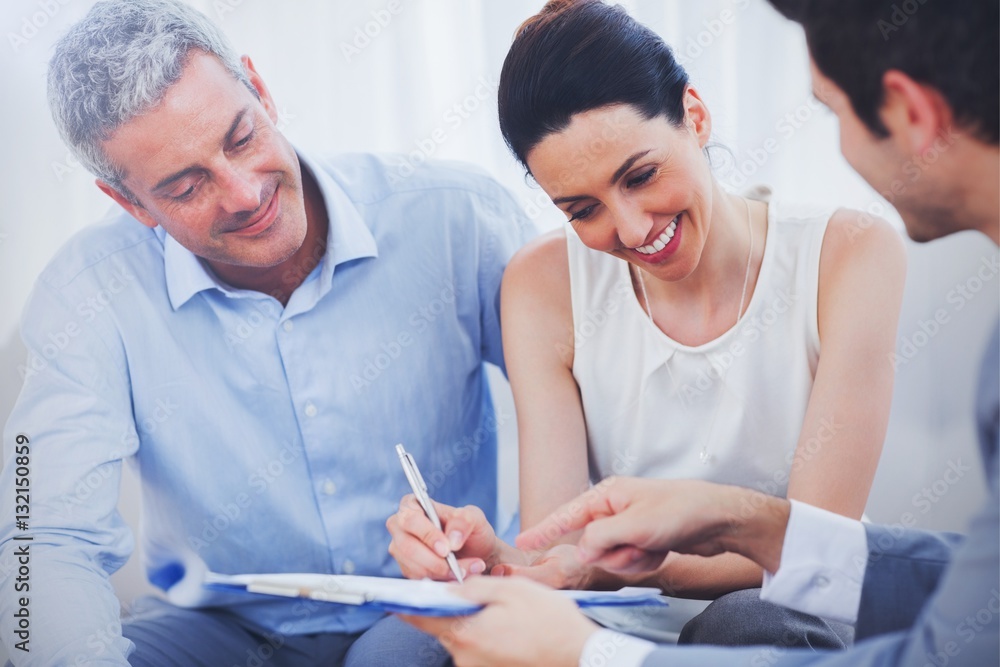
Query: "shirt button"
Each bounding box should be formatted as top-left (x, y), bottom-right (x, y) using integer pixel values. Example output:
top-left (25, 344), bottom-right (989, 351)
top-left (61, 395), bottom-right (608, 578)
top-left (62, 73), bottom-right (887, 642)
top-left (282, 320), bottom-right (294, 333)
top-left (304, 402), bottom-right (317, 417)
top-left (322, 479), bottom-right (337, 496)
top-left (343, 559), bottom-right (356, 574)
top-left (814, 575), bottom-right (831, 588)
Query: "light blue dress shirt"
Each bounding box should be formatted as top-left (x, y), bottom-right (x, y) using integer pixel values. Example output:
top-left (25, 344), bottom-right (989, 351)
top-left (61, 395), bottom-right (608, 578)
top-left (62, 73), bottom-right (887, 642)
top-left (0, 151), bottom-right (533, 665)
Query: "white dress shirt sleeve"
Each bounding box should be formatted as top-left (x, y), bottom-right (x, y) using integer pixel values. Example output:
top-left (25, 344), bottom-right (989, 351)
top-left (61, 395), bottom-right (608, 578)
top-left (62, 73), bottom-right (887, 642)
top-left (579, 629), bottom-right (657, 667)
top-left (759, 499), bottom-right (868, 625)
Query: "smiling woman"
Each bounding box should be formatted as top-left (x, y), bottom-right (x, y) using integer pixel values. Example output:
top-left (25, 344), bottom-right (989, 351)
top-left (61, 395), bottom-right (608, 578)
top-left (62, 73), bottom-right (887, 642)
top-left (489, 0), bottom-right (908, 645)
top-left (386, 0), bottom-right (908, 648)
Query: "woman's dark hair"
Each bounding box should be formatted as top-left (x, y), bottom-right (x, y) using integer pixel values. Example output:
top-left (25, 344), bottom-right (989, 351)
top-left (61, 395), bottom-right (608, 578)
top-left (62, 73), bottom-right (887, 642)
top-left (768, 0), bottom-right (998, 144)
top-left (498, 0), bottom-right (690, 170)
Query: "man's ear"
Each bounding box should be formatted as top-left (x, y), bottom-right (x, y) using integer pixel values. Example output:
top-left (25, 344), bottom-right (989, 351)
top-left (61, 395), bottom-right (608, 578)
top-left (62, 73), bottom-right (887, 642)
top-left (879, 70), bottom-right (954, 156)
top-left (683, 86), bottom-right (713, 148)
top-left (242, 54), bottom-right (279, 125)
top-left (96, 180), bottom-right (157, 229)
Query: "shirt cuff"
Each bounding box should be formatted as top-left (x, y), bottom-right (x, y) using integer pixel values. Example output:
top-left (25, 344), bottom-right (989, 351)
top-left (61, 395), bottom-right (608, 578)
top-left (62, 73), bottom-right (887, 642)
top-left (759, 499), bottom-right (867, 625)
top-left (579, 629), bottom-right (657, 667)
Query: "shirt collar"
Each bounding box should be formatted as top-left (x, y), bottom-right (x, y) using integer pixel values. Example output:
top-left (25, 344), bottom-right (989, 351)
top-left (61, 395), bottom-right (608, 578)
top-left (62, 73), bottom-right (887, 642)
top-left (162, 148), bottom-right (378, 310)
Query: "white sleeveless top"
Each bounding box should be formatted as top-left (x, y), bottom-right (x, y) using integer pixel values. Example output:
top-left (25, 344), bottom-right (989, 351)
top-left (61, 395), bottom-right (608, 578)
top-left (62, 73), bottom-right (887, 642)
top-left (567, 198), bottom-right (832, 641)
top-left (570, 198), bottom-right (830, 491)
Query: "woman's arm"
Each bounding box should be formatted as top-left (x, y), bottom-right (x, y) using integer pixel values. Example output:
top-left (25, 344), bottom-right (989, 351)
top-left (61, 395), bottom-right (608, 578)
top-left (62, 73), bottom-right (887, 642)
top-left (386, 229), bottom-right (593, 581)
top-left (502, 231), bottom-right (765, 594)
top-left (488, 229), bottom-right (637, 588)
top-left (786, 210), bottom-right (906, 513)
top-left (502, 229), bottom-right (592, 533)
top-left (644, 210), bottom-right (907, 597)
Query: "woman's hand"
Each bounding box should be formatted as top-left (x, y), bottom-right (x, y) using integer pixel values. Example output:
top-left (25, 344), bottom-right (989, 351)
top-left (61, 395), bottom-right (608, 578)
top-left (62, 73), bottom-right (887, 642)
top-left (492, 543), bottom-right (597, 590)
top-left (386, 494), bottom-right (503, 581)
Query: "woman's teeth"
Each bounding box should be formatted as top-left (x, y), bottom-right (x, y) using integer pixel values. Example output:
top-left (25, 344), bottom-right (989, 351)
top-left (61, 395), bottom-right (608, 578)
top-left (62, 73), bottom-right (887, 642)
top-left (635, 215), bottom-right (679, 255)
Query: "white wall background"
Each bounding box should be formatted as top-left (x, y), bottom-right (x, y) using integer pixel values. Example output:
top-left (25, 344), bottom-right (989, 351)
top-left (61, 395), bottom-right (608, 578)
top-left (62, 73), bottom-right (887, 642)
top-left (0, 0), bottom-right (996, 650)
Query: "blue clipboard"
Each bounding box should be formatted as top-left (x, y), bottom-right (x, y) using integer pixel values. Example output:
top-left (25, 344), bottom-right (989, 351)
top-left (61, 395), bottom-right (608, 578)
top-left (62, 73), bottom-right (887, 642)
top-left (204, 572), bottom-right (668, 617)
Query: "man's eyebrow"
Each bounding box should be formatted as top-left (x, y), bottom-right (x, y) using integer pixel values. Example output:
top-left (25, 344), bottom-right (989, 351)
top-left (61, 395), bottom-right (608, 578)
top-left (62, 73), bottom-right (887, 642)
top-left (223, 105), bottom-right (252, 144)
top-left (152, 166), bottom-right (201, 193)
top-left (152, 105), bottom-right (252, 192)
top-left (550, 149), bottom-right (654, 206)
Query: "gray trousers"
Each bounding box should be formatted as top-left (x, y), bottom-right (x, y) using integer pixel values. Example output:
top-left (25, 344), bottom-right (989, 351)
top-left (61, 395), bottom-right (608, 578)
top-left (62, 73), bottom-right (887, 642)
top-left (121, 597), bottom-right (450, 667)
top-left (678, 588), bottom-right (854, 649)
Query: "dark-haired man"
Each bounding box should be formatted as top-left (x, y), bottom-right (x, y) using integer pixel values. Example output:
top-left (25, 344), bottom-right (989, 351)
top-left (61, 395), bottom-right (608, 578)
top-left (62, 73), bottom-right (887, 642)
top-left (403, 0), bottom-right (999, 664)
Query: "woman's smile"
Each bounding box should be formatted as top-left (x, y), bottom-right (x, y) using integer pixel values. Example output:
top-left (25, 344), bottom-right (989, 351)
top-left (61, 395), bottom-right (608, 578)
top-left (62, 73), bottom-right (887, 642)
top-left (629, 213), bottom-right (682, 264)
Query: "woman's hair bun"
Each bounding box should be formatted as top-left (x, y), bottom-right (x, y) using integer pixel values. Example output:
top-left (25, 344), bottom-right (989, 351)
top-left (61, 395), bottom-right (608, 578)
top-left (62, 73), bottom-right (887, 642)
top-left (515, 0), bottom-right (599, 38)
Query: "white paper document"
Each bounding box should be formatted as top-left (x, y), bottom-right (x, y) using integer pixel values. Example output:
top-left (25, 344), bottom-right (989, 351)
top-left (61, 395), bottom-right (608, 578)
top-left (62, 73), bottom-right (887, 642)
top-left (204, 571), bottom-right (668, 617)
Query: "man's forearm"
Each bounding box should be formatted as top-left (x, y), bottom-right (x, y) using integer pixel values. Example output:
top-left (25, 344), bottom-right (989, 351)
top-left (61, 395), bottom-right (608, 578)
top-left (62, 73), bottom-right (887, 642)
top-left (578, 486), bottom-right (790, 592)
top-left (0, 542), bottom-right (132, 665)
top-left (716, 487), bottom-right (791, 574)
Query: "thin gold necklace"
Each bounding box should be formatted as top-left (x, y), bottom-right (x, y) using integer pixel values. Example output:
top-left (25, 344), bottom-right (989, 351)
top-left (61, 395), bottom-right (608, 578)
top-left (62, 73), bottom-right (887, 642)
top-left (634, 197), bottom-right (754, 465)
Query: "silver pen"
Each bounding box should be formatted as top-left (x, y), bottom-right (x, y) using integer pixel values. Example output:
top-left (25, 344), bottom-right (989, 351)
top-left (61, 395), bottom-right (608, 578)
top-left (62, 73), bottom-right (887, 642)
top-left (395, 443), bottom-right (465, 583)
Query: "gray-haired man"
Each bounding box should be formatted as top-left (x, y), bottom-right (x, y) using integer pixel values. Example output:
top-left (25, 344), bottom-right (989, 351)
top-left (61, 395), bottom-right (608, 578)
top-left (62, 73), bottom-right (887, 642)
top-left (0, 0), bottom-right (531, 664)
